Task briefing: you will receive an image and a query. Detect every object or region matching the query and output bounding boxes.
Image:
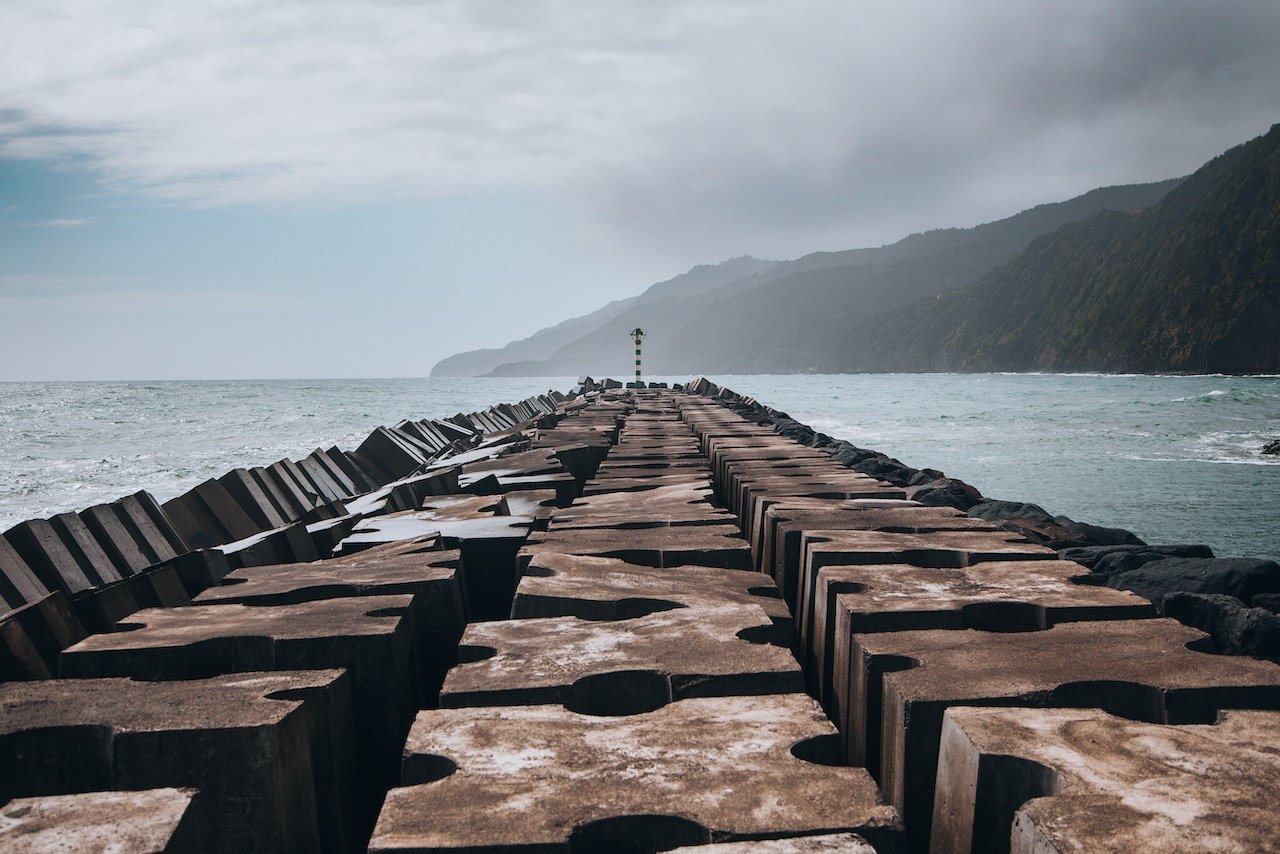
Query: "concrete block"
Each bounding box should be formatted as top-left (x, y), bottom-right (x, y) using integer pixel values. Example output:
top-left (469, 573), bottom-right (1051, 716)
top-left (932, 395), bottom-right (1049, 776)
top-left (521, 524), bottom-right (752, 570)
top-left (161, 479), bottom-right (262, 549)
top-left (797, 530), bottom-right (1058, 677)
top-left (0, 788), bottom-right (206, 853)
top-left (752, 499), bottom-right (991, 606)
top-left (218, 468), bottom-right (291, 531)
top-left (115, 491), bottom-right (189, 562)
top-left (0, 592), bottom-right (85, 680)
top-left (369, 694), bottom-right (901, 851)
top-left (195, 546), bottom-right (466, 699)
top-left (824, 560), bottom-right (1155, 729)
top-left (515, 552), bottom-right (791, 642)
top-left (849, 619), bottom-right (1280, 850)
top-left (337, 513), bottom-right (533, 620)
top-left (0, 670), bottom-right (356, 853)
top-left (1, 537), bottom-right (49, 613)
top-left (215, 521), bottom-right (319, 569)
top-left (3, 520), bottom-right (99, 596)
top-left (60, 596), bottom-right (421, 828)
top-left (932, 707), bottom-right (1280, 854)
top-left (582, 473), bottom-right (714, 495)
top-left (442, 603), bottom-right (801, 708)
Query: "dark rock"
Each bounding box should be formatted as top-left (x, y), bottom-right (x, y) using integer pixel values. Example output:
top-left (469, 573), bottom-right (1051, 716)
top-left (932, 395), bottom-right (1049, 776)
top-left (1059, 543), bottom-right (1215, 571)
top-left (850, 456), bottom-right (918, 486)
top-left (1262, 440), bottom-right (1280, 456)
top-left (810, 432), bottom-right (835, 448)
top-left (907, 468), bottom-right (946, 487)
top-left (1107, 558), bottom-right (1280, 609)
top-left (1252, 593), bottom-right (1280, 614)
top-left (829, 445), bottom-right (884, 467)
top-left (1054, 518), bottom-right (1145, 547)
top-left (1163, 592), bottom-right (1280, 661)
top-left (905, 478), bottom-right (984, 512)
top-left (967, 500), bottom-right (1055, 524)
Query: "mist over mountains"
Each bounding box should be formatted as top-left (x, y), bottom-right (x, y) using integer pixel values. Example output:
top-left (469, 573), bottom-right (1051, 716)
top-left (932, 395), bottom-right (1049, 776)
top-left (432, 123), bottom-right (1280, 377)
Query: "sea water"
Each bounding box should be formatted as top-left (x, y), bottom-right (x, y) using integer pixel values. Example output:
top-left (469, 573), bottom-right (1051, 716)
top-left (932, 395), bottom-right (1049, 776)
top-left (1, 374), bottom-right (1276, 560)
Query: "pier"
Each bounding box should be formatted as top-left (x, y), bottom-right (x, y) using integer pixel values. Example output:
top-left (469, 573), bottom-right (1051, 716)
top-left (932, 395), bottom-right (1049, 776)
top-left (3, 379), bottom-right (1279, 851)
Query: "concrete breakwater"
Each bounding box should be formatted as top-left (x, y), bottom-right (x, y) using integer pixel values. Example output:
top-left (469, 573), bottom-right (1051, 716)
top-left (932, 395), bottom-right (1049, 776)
top-left (1, 378), bottom-right (1278, 851)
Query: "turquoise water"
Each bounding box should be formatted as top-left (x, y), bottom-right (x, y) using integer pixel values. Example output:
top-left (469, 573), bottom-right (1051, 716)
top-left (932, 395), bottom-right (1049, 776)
top-left (1, 374), bottom-right (1277, 560)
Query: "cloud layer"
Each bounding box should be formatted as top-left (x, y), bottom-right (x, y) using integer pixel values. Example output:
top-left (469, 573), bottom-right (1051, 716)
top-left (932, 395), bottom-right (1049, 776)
top-left (4, 1), bottom-right (1280, 264)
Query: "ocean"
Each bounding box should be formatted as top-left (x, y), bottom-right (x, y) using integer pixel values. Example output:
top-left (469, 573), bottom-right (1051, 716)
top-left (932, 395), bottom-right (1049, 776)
top-left (1, 374), bottom-right (1276, 560)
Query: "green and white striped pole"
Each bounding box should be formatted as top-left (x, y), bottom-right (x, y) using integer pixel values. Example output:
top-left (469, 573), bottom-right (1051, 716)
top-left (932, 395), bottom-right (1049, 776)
top-left (630, 327), bottom-right (645, 388)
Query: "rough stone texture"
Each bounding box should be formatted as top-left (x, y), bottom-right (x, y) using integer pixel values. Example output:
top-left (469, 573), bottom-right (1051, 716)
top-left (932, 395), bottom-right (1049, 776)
top-left (816, 560), bottom-right (1154, 714)
top-left (1163, 592), bottom-right (1280, 661)
top-left (193, 545), bottom-right (466, 695)
top-left (797, 530), bottom-right (1057, 683)
top-left (0, 788), bottom-right (206, 854)
top-left (849, 619), bottom-right (1280, 852)
top-left (932, 707), bottom-right (1280, 854)
top-left (1059, 543), bottom-right (1215, 573)
top-left (521, 524), bottom-right (752, 570)
top-left (441, 603), bottom-right (801, 709)
top-left (1105, 557), bottom-right (1280, 609)
top-left (60, 595), bottom-right (421, 828)
top-left (369, 695), bottom-right (902, 851)
top-left (515, 552), bottom-right (790, 632)
top-left (0, 670), bottom-right (355, 853)
top-left (754, 500), bottom-right (998, 608)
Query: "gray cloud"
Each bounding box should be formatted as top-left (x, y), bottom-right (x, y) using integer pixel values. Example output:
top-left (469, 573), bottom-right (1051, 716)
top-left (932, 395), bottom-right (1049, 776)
top-left (2, 0), bottom-right (1278, 271)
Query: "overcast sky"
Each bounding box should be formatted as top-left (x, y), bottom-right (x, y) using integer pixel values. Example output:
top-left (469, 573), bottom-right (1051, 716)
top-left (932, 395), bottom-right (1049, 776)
top-left (2, 1), bottom-right (1278, 379)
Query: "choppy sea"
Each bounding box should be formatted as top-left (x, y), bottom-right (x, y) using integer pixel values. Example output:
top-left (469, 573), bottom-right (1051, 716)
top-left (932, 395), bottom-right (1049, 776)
top-left (1, 374), bottom-right (1276, 560)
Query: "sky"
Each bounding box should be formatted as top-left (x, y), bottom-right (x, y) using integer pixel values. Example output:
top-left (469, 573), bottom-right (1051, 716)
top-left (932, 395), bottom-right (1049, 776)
top-left (2, 1), bottom-right (1279, 380)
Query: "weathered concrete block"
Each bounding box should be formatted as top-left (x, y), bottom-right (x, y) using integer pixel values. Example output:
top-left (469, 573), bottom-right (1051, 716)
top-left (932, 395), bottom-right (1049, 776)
top-left (849, 619), bottom-right (1280, 851)
top-left (582, 473), bottom-right (714, 495)
top-left (515, 552), bottom-right (792, 642)
top-left (0, 788), bottom-right (207, 853)
top-left (796, 530), bottom-right (1057, 672)
top-left (0, 592), bottom-right (86, 680)
top-left (369, 695), bottom-right (901, 851)
top-left (1, 536), bottom-right (50, 614)
top-left (337, 513), bottom-right (533, 620)
top-left (521, 524), bottom-right (752, 570)
top-left (60, 596), bottom-right (421, 831)
top-left (824, 560), bottom-right (1155, 730)
top-left (752, 498), bottom-right (993, 607)
top-left (442, 603), bottom-right (801, 708)
top-left (0, 670), bottom-right (355, 853)
top-left (161, 479), bottom-right (262, 549)
top-left (932, 707), bottom-right (1280, 854)
top-left (195, 546), bottom-right (466, 699)
top-left (215, 521), bottom-right (319, 569)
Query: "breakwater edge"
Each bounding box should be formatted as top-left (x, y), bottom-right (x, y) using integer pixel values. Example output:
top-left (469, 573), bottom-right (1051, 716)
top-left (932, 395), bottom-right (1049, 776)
top-left (4, 373), bottom-right (1276, 559)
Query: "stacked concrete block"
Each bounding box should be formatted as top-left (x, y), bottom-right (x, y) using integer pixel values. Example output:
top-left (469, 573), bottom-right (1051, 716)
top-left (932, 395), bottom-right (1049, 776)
top-left (0, 670), bottom-right (357, 852)
top-left (0, 788), bottom-right (207, 853)
top-left (371, 388), bottom-right (907, 851)
top-left (931, 706), bottom-right (1280, 853)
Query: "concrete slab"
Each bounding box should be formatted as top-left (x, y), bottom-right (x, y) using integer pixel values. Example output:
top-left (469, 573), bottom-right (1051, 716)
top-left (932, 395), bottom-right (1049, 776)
top-left (0, 670), bottom-right (355, 853)
top-left (441, 603), bottom-right (802, 708)
top-left (0, 788), bottom-right (206, 853)
top-left (514, 552), bottom-right (790, 639)
top-left (60, 596), bottom-right (422, 828)
top-left (822, 560), bottom-right (1156, 722)
top-left (797, 530), bottom-right (1057, 674)
top-left (932, 707), bottom-right (1280, 854)
top-left (755, 500), bottom-right (995, 606)
top-left (849, 619), bottom-right (1280, 851)
top-left (521, 524), bottom-right (752, 570)
top-left (582, 473), bottom-right (714, 495)
top-left (369, 694), bottom-right (902, 851)
top-left (336, 513), bottom-right (533, 620)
